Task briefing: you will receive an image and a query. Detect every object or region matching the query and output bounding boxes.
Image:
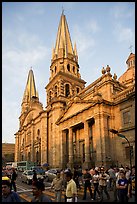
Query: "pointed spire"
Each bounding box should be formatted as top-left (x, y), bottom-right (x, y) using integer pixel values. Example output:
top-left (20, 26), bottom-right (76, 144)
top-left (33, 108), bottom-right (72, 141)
top-left (74, 42), bottom-right (78, 62)
top-left (52, 47), bottom-right (55, 59)
top-left (22, 68), bottom-right (38, 104)
top-left (54, 12), bottom-right (74, 59)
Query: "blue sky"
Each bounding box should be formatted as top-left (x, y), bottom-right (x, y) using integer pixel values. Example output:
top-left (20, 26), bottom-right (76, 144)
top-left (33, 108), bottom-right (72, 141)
top-left (2, 2), bottom-right (135, 143)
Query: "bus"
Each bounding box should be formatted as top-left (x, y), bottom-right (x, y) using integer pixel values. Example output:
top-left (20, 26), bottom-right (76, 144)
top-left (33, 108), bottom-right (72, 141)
top-left (17, 161), bottom-right (36, 171)
top-left (5, 162), bottom-right (17, 169)
top-left (6, 162), bottom-right (13, 169)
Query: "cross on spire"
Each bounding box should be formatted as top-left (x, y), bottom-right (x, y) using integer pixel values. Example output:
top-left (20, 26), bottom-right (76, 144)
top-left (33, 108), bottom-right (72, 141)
top-left (62, 6), bottom-right (64, 15)
top-left (129, 45), bottom-right (133, 53)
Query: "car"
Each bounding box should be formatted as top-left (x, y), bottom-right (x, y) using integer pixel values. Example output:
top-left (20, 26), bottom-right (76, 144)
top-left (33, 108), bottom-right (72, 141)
top-left (44, 169), bottom-right (59, 182)
top-left (21, 170), bottom-right (44, 185)
top-left (31, 166), bottom-right (45, 176)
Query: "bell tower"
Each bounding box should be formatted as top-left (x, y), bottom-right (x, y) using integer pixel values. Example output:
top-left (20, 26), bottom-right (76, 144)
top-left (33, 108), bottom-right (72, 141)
top-left (45, 11), bottom-right (86, 167)
top-left (46, 11), bottom-right (86, 107)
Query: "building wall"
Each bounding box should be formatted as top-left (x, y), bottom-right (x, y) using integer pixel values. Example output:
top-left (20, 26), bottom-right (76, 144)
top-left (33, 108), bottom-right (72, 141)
top-left (2, 143), bottom-right (15, 155)
top-left (14, 13), bottom-right (135, 170)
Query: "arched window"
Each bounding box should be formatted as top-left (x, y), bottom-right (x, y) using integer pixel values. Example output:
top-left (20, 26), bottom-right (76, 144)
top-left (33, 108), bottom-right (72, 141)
top-left (65, 84), bottom-right (70, 97)
top-left (67, 64), bottom-right (70, 72)
top-left (49, 91), bottom-right (52, 102)
top-left (73, 66), bottom-right (75, 73)
top-left (37, 129), bottom-right (40, 136)
top-left (77, 87), bottom-right (80, 94)
top-left (55, 66), bottom-right (57, 73)
top-left (55, 85), bottom-right (57, 97)
top-left (22, 138), bottom-right (24, 147)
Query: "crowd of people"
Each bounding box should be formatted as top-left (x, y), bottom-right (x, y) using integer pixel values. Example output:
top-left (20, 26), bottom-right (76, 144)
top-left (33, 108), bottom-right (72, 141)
top-left (48, 164), bottom-right (135, 202)
top-left (2, 164), bottom-right (135, 202)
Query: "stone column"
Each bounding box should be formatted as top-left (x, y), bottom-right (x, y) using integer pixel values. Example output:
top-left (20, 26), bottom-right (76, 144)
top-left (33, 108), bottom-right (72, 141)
top-left (60, 129), bottom-right (66, 169)
top-left (31, 122), bottom-right (34, 162)
top-left (83, 121), bottom-right (91, 169)
top-left (15, 134), bottom-right (19, 161)
top-left (94, 114), bottom-right (103, 167)
top-left (67, 127), bottom-right (74, 170)
top-left (76, 129), bottom-right (80, 164)
top-left (40, 113), bottom-right (47, 165)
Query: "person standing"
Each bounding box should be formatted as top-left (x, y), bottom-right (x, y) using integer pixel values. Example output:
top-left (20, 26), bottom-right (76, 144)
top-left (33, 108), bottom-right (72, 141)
top-left (128, 166), bottom-right (135, 202)
top-left (98, 167), bottom-right (110, 201)
top-left (116, 170), bottom-right (128, 202)
top-left (65, 171), bottom-right (78, 202)
top-left (73, 167), bottom-right (81, 190)
top-left (2, 179), bottom-right (21, 202)
top-left (108, 166), bottom-right (116, 190)
top-left (32, 170), bottom-right (38, 184)
top-left (51, 171), bottom-right (64, 202)
top-left (10, 168), bottom-right (17, 192)
top-left (92, 169), bottom-right (100, 200)
top-left (82, 169), bottom-right (93, 200)
top-left (31, 180), bottom-right (52, 202)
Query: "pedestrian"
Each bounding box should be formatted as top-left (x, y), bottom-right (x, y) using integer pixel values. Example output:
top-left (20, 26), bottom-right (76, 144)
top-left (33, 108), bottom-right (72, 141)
top-left (92, 169), bottom-right (100, 200)
top-left (108, 166), bottom-right (116, 190)
top-left (73, 167), bottom-right (81, 190)
top-left (116, 169), bottom-right (128, 202)
top-left (98, 167), bottom-right (110, 201)
top-left (32, 170), bottom-right (38, 184)
top-left (125, 166), bottom-right (131, 181)
top-left (10, 168), bottom-right (17, 192)
top-left (82, 169), bottom-right (93, 200)
top-left (113, 167), bottom-right (119, 202)
top-left (127, 166), bottom-right (135, 202)
top-left (51, 170), bottom-right (64, 202)
top-left (65, 171), bottom-right (78, 202)
top-left (31, 180), bottom-right (52, 202)
top-left (2, 179), bottom-right (21, 202)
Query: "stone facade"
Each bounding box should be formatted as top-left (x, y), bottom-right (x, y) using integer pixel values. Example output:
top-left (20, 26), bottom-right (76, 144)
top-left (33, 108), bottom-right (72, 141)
top-left (15, 12), bottom-right (135, 170)
top-left (2, 143), bottom-right (15, 155)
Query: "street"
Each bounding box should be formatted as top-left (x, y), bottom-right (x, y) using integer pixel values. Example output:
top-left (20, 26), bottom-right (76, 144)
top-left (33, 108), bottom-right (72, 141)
top-left (15, 172), bottom-right (118, 202)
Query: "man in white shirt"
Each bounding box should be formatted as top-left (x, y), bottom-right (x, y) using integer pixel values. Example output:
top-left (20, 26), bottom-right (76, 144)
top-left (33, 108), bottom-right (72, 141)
top-left (65, 171), bottom-right (77, 202)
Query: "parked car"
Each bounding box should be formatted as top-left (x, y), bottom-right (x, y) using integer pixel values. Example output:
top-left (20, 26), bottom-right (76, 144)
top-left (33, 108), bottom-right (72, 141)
top-left (21, 170), bottom-right (44, 185)
top-left (31, 166), bottom-right (45, 177)
top-left (45, 169), bottom-right (59, 182)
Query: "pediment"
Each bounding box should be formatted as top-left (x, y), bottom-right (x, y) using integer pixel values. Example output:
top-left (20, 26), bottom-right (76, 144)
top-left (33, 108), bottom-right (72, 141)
top-left (58, 101), bottom-right (93, 123)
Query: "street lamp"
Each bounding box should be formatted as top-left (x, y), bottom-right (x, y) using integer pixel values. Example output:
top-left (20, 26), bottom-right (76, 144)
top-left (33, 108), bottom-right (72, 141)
top-left (109, 129), bottom-right (132, 171)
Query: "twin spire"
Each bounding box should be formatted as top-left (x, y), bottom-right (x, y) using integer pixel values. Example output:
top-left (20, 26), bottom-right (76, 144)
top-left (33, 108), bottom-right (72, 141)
top-left (22, 11), bottom-right (78, 106)
top-left (52, 11), bottom-right (78, 62)
top-left (22, 68), bottom-right (38, 104)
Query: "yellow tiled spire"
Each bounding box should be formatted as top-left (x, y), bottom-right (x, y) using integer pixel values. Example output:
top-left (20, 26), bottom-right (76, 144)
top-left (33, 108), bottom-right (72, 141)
top-left (52, 11), bottom-right (74, 60)
top-left (22, 68), bottom-right (38, 104)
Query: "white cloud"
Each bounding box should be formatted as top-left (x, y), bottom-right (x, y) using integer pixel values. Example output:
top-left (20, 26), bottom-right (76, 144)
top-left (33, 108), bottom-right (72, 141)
top-left (114, 24), bottom-right (134, 43)
top-left (72, 25), bottom-right (95, 54)
top-left (110, 3), bottom-right (135, 19)
top-left (85, 19), bottom-right (100, 33)
top-left (2, 98), bottom-right (19, 143)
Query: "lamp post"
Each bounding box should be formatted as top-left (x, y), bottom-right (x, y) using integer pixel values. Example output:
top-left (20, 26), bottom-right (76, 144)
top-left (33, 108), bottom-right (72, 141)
top-left (109, 129), bottom-right (132, 171)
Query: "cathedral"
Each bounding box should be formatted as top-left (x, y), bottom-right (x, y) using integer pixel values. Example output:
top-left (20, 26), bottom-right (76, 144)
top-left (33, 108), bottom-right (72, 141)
top-left (15, 12), bottom-right (135, 170)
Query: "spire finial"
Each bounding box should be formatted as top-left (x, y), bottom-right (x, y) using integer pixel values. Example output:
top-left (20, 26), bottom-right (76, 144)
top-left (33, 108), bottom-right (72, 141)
top-left (62, 6), bottom-right (64, 15)
top-left (129, 45), bottom-right (133, 53)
